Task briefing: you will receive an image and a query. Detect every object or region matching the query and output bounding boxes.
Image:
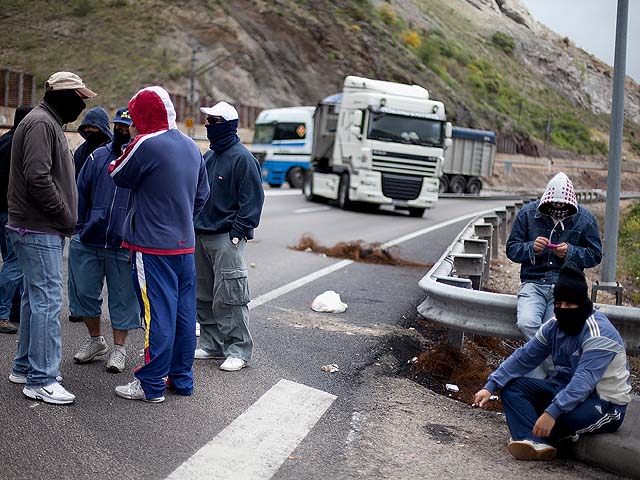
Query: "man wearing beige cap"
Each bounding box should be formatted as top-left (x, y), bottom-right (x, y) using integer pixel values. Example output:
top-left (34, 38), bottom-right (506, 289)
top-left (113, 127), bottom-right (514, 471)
top-left (6, 71), bottom-right (96, 405)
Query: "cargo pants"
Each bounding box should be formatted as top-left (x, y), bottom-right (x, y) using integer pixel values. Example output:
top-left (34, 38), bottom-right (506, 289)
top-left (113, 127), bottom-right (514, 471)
top-left (195, 233), bottom-right (253, 362)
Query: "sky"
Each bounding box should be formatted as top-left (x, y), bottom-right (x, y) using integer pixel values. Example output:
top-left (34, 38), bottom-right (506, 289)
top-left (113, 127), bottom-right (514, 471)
top-left (520, 0), bottom-right (639, 82)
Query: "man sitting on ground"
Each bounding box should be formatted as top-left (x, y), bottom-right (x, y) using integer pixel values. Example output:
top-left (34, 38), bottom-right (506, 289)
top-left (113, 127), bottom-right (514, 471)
top-left (473, 262), bottom-right (631, 461)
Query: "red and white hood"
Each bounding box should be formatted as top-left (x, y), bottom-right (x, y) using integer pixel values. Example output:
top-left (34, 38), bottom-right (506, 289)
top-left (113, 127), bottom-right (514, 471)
top-left (128, 86), bottom-right (176, 135)
top-left (538, 172), bottom-right (578, 216)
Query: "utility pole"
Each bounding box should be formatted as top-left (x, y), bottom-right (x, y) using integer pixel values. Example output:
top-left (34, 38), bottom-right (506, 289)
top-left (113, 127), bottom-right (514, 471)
top-left (594, 0), bottom-right (628, 305)
top-left (188, 45), bottom-right (197, 138)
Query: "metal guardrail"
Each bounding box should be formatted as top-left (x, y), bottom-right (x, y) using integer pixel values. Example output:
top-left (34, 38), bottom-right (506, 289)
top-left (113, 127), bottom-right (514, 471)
top-left (417, 192), bottom-right (640, 353)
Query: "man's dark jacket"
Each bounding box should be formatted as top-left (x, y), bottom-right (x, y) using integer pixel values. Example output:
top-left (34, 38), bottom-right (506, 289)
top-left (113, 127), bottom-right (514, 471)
top-left (0, 107), bottom-right (33, 213)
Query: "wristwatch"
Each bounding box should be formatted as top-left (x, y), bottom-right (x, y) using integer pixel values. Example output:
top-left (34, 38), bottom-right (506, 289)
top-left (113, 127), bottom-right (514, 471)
top-left (232, 237), bottom-right (240, 245)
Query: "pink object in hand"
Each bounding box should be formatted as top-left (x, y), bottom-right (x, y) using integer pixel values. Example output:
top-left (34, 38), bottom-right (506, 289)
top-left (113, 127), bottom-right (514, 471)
top-left (546, 243), bottom-right (559, 249)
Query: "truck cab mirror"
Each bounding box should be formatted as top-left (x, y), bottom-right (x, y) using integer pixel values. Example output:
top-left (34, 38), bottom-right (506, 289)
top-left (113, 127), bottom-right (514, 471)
top-left (351, 110), bottom-right (363, 127)
top-left (445, 122), bottom-right (453, 138)
top-left (444, 138), bottom-right (453, 148)
top-left (350, 125), bottom-right (362, 138)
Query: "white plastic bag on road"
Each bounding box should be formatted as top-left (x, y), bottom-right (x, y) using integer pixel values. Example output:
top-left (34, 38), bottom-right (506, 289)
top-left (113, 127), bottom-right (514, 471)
top-left (311, 290), bottom-right (348, 313)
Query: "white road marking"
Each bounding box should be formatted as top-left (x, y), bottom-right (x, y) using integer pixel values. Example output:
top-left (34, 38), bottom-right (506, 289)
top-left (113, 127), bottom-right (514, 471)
top-left (264, 190), bottom-right (301, 197)
top-left (249, 259), bottom-right (353, 310)
top-left (293, 206), bottom-right (331, 214)
top-left (249, 206), bottom-right (503, 310)
top-left (166, 379), bottom-right (337, 480)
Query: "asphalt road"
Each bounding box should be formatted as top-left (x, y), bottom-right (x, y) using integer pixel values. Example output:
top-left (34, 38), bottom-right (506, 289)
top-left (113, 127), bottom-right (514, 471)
top-left (0, 192), bottom-right (511, 480)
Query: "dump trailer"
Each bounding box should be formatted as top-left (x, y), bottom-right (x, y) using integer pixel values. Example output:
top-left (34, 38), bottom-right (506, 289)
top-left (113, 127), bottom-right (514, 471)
top-left (249, 106), bottom-right (315, 188)
top-left (440, 126), bottom-right (496, 194)
top-left (304, 76), bottom-right (452, 217)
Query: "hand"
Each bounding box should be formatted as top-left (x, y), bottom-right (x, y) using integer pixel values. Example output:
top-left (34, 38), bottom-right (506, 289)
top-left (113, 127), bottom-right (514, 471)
top-left (533, 236), bottom-right (549, 254)
top-left (550, 242), bottom-right (568, 259)
top-left (532, 412), bottom-right (556, 438)
top-left (472, 388), bottom-right (492, 408)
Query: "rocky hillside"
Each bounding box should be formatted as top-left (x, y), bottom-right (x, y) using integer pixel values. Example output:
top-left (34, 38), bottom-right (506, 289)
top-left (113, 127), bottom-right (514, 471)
top-left (1, 0), bottom-right (639, 158)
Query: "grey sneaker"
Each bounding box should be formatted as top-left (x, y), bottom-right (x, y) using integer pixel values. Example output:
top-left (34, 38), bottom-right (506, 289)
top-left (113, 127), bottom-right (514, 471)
top-left (23, 381), bottom-right (75, 405)
top-left (74, 337), bottom-right (109, 363)
top-left (507, 440), bottom-right (557, 461)
top-left (0, 320), bottom-right (17, 334)
top-left (106, 348), bottom-right (126, 373)
top-left (115, 378), bottom-right (165, 403)
top-left (9, 373), bottom-right (63, 384)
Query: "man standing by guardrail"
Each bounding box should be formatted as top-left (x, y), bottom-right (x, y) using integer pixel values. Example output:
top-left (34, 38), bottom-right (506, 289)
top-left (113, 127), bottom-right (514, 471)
top-left (473, 263), bottom-right (631, 461)
top-left (506, 172), bottom-right (602, 378)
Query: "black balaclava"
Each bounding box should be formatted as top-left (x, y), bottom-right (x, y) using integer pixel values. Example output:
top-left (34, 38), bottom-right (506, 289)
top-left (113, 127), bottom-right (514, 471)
top-left (44, 89), bottom-right (86, 124)
top-left (206, 119), bottom-right (240, 154)
top-left (553, 262), bottom-right (594, 336)
top-left (82, 128), bottom-right (108, 149)
top-left (112, 126), bottom-right (131, 154)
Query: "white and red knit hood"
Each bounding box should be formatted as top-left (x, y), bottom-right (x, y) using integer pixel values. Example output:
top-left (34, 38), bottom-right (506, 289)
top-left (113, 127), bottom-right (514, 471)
top-left (538, 172), bottom-right (578, 216)
top-left (127, 86), bottom-right (176, 135)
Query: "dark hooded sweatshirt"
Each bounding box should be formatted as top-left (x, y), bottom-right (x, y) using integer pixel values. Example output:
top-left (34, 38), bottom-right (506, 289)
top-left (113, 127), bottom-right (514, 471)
top-left (73, 106), bottom-right (112, 178)
top-left (0, 106), bottom-right (33, 213)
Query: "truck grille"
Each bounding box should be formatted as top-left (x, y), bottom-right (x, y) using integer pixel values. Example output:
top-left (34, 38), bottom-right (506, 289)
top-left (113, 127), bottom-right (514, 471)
top-left (381, 173), bottom-right (423, 200)
top-left (372, 150), bottom-right (438, 177)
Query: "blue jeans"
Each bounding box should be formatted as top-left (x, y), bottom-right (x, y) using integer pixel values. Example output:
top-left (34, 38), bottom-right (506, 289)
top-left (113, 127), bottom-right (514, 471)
top-left (68, 238), bottom-right (140, 330)
top-left (501, 377), bottom-right (626, 444)
top-left (9, 231), bottom-right (64, 388)
top-left (516, 282), bottom-right (555, 379)
top-left (0, 213), bottom-right (23, 319)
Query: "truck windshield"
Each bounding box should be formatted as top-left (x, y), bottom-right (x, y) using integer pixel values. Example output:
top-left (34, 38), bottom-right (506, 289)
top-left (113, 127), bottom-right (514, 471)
top-left (253, 122), bottom-right (307, 144)
top-left (367, 113), bottom-right (443, 147)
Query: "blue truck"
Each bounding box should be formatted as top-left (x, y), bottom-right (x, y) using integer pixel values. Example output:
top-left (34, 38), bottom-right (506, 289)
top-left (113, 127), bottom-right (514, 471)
top-left (249, 106), bottom-right (315, 188)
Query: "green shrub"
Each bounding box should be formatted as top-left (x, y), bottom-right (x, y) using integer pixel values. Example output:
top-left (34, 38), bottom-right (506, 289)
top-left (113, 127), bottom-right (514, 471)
top-left (378, 3), bottom-right (397, 25)
top-left (619, 202), bottom-right (640, 296)
top-left (491, 31), bottom-right (515, 55)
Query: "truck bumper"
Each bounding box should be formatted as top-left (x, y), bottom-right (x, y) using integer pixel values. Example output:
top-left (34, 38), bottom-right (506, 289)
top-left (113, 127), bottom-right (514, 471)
top-left (350, 171), bottom-right (439, 208)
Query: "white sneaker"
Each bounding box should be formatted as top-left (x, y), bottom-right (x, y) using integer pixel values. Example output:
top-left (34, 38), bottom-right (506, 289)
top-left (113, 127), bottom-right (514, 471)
top-left (194, 348), bottom-right (225, 360)
top-left (9, 373), bottom-right (63, 384)
top-left (507, 439), bottom-right (557, 461)
top-left (115, 378), bottom-right (165, 403)
top-left (23, 381), bottom-right (75, 405)
top-left (106, 347), bottom-right (126, 373)
top-left (220, 357), bottom-right (247, 372)
top-left (74, 336), bottom-right (109, 363)
top-left (195, 322), bottom-right (200, 337)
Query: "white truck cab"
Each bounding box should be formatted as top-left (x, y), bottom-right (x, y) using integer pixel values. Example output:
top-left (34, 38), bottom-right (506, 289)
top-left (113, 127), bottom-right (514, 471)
top-left (305, 76), bottom-right (451, 217)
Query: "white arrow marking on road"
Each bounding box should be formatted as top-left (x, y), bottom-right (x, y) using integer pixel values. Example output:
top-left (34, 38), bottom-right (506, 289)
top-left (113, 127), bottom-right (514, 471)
top-left (293, 206), bottom-right (332, 214)
top-left (248, 206), bottom-right (503, 311)
top-left (166, 379), bottom-right (337, 480)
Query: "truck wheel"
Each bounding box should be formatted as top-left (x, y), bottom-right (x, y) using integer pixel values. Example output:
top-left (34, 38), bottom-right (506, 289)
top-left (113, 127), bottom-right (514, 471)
top-left (303, 171), bottom-right (317, 201)
top-left (439, 176), bottom-right (449, 194)
top-left (337, 173), bottom-right (351, 210)
top-left (268, 183), bottom-right (282, 188)
top-left (450, 175), bottom-right (466, 194)
top-left (287, 167), bottom-right (305, 189)
top-left (467, 178), bottom-right (482, 195)
top-left (408, 207), bottom-right (425, 218)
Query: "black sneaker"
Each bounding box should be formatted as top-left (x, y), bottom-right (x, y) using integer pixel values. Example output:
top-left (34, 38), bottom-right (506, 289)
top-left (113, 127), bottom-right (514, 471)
top-left (0, 320), bottom-right (17, 334)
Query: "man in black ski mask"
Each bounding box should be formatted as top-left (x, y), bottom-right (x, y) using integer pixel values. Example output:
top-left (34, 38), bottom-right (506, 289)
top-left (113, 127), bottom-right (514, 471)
top-left (6, 71), bottom-right (96, 405)
top-left (474, 262), bottom-right (631, 461)
top-left (553, 262), bottom-right (594, 336)
top-left (73, 106), bottom-right (112, 178)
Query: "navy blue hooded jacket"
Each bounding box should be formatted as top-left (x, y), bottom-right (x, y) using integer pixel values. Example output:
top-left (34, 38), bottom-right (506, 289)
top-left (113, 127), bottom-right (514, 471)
top-left (73, 106), bottom-right (112, 177)
top-left (110, 86), bottom-right (209, 255)
top-left (76, 141), bottom-right (129, 249)
top-left (194, 131), bottom-right (264, 240)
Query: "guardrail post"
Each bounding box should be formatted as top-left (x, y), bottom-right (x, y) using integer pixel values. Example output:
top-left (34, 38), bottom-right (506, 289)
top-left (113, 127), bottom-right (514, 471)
top-left (505, 205), bottom-right (516, 233)
top-left (495, 209), bottom-right (508, 245)
top-left (435, 277), bottom-right (471, 350)
top-left (452, 253), bottom-right (484, 290)
top-left (473, 224), bottom-right (492, 281)
top-left (483, 215), bottom-right (499, 260)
